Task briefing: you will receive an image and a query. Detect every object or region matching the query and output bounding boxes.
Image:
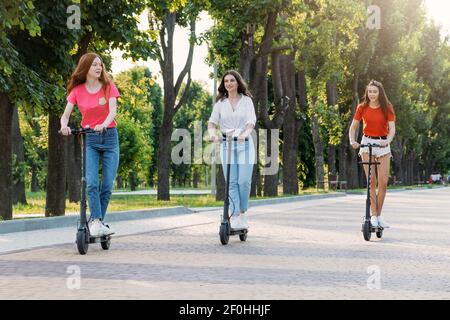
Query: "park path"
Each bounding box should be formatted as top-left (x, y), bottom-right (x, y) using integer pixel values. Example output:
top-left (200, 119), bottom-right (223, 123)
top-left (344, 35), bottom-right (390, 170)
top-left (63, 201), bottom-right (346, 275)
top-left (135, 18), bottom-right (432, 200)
top-left (1, 187), bottom-right (449, 299)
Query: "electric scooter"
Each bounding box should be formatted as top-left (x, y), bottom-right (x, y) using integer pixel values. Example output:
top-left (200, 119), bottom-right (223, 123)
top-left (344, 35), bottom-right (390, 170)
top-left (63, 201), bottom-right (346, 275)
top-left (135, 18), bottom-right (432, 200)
top-left (218, 135), bottom-right (248, 245)
top-left (359, 143), bottom-right (383, 241)
top-left (64, 127), bottom-right (114, 254)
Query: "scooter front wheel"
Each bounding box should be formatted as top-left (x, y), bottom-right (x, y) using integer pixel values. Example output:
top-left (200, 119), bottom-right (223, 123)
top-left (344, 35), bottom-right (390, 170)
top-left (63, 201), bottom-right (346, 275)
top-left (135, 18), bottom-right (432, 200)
top-left (219, 223), bottom-right (230, 245)
top-left (76, 229), bottom-right (89, 255)
top-left (362, 222), bottom-right (371, 241)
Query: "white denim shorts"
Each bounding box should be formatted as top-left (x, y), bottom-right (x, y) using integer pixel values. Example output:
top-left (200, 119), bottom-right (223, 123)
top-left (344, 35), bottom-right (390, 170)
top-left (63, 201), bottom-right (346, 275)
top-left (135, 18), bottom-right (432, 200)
top-left (359, 135), bottom-right (392, 158)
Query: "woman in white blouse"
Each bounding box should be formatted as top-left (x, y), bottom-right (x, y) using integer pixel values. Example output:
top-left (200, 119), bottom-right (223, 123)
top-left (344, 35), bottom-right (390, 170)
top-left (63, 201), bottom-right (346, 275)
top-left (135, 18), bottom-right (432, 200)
top-left (208, 70), bottom-right (257, 230)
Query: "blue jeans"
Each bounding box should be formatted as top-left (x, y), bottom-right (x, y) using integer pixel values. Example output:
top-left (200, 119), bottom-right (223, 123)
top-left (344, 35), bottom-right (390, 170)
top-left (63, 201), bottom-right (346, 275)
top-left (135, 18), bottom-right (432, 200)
top-left (85, 127), bottom-right (120, 221)
top-left (221, 139), bottom-right (255, 216)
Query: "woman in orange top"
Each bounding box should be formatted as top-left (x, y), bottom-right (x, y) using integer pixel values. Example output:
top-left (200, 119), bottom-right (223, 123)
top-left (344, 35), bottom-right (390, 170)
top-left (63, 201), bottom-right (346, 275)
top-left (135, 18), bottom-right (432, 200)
top-left (349, 80), bottom-right (396, 228)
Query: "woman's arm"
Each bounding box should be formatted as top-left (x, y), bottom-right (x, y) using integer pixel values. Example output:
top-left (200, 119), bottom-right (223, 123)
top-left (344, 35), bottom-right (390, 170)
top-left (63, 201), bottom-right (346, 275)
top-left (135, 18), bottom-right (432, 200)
top-left (208, 122), bottom-right (219, 142)
top-left (95, 97), bottom-right (117, 131)
top-left (349, 119), bottom-right (360, 149)
top-left (382, 121), bottom-right (396, 147)
top-left (60, 102), bottom-right (75, 135)
top-left (238, 123), bottom-right (255, 140)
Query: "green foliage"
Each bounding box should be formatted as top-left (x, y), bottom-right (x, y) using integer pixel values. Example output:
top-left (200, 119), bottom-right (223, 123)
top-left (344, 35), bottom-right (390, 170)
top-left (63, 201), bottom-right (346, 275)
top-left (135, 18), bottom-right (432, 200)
top-left (115, 66), bottom-right (163, 187)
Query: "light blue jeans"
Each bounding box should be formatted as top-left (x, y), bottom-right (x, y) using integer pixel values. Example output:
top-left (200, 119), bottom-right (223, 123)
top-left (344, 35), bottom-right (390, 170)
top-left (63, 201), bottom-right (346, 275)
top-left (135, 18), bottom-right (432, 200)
top-left (221, 138), bottom-right (255, 216)
top-left (85, 127), bottom-right (120, 221)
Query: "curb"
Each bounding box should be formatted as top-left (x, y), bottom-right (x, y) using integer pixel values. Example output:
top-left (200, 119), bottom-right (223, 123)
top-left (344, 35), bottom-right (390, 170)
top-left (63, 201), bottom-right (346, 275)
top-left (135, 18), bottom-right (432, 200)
top-left (345, 185), bottom-right (448, 195)
top-left (190, 192), bottom-right (347, 212)
top-left (0, 206), bottom-right (192, 235)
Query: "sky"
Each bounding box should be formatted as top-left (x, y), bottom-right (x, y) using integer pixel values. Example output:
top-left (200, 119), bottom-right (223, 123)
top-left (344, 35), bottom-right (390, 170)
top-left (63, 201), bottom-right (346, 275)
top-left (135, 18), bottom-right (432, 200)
top-left (111, 1), bottom-right (450, 93)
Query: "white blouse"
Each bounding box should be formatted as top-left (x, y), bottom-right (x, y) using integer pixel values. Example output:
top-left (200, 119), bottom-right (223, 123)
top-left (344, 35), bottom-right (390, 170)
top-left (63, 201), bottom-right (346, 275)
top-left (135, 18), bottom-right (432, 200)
top-left (208, 94), bottom-right (257, 137)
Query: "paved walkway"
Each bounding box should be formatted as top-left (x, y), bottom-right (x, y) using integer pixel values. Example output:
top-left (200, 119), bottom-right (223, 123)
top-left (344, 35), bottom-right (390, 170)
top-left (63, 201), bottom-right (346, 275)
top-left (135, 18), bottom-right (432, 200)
top-left (1, 187), bottom-right (449, 299)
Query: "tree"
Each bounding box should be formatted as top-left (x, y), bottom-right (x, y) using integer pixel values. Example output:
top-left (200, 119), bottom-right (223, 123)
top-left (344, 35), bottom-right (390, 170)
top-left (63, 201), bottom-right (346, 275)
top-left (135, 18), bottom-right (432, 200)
top-left (145, 0), bottom-right (208, 200)
top-left (0, 0), bottom-right (49, 220)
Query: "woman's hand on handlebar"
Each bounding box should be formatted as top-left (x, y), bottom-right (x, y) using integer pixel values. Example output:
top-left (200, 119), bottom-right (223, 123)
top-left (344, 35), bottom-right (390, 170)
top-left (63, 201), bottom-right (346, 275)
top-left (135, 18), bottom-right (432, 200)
top-left (60, 126), bottom-right (71, 136)
top-left (94, 124), bottom-right (106, 132)
top-left (209, 134), bottom-right (219, 143)
top-left (378, 140), bottom-right (390, 147)
top-left (350, 141), bottom-right (360, 149)
top-left (237, 134), bottom-right (247, 143)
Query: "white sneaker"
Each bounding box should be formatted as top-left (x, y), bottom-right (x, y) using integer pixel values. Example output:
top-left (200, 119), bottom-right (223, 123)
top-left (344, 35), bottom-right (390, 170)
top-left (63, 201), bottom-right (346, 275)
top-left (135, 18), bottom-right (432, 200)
top-left (377, 216), bottom-right (390, 228)
top-left (89, 219), bottom-right (101, 237)
top-left (230, 215), bottom-right (242, 229)
top-left (370, 216), bottom-right (379, 228)
top-left (240, 214), bottom-right (249, 229)
top-left (100, 222), bottom-right (114, 236)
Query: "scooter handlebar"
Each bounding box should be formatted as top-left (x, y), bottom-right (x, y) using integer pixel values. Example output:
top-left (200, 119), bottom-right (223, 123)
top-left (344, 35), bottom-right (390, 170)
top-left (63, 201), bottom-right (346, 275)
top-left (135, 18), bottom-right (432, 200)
top-left (221, 135), bottom-right (248, 142)
top-left (359, 143), bottom-right (381, 148)
top-left (59, 126), bottom-right (103, 135)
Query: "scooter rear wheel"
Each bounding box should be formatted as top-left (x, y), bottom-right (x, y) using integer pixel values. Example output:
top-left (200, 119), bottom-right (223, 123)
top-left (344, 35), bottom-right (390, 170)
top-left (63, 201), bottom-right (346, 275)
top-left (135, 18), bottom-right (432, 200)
top-left (219, 223), bottom-right (230, 245)
top-left (76, 229), bottom-right (89, 255)
top-left (239, 233), bottom-right (247, 242)
top-left (376, 230), bottom-right (383, 238)
top-left (101, 237), bottom-right (110, 250)
top-left (363, 222), bottom-right (371, 241)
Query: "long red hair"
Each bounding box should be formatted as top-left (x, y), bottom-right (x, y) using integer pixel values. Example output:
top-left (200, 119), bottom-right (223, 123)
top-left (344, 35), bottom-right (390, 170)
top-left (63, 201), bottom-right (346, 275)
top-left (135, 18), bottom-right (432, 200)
top-left (361, 79), bottom-right (394, 120)
top-left (67, 52), bottom-right (111, 98)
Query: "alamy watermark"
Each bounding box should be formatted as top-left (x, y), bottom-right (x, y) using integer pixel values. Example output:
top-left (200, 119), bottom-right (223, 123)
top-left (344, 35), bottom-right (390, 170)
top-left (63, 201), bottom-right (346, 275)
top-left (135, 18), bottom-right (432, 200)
top-left (366, 265), bottom-right (381, 290)
top-left (67, 4), bottom-right (81, 30)
top-left (367, 5), bottom-right (381, 30)
top-left (66, 265), bottom-right (81, 290)
top-left (171, 121), bottom-right (279, 175)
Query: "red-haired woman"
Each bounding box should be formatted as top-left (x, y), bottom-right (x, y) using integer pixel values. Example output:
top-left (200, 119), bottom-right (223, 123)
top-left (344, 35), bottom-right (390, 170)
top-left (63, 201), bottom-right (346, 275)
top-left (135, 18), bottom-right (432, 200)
top-left (60, 53), bottom-right (120, 237)
top-left (349, 80), bottom-right (396, 229)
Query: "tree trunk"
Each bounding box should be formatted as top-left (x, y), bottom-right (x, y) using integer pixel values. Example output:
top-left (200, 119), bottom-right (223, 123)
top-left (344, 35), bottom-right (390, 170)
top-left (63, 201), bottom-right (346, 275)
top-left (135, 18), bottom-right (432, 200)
top-left (12, 104), bottom-right (27, 204)
top-left (45, 112), bottom-right (67, 217)
top-left (193, 167), bottom-right (199, 188)
top-left (340, 73), bottom-right (360, 188)
top-left (311, 97), bottom-right (325, 189)
top-left (157, 12), bottom-right (196, 200)
top-left (391, 137), bottom-right (405, 185)
top-left (326, 79), bottom-right (338, 176)
top-left (31, 165), bottom-right (39, 192)
top-left (0, 92), bottom-right (14, 220)
top-left (116, 176), bottom-right (123, 189)
top-left (216, 164), bottom-right (225, 201)
top-left (128, 171), bottom-right (137, 191)
top-left (157, 115), bottom-right (173, 200)
top-left (67, 129), bottom-right (81, 203)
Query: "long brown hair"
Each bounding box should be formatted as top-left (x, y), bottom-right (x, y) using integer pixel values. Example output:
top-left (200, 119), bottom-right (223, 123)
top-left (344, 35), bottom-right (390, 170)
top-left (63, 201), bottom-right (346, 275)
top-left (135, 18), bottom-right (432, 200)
top-left (361, 79), bottom-right (394, 119)
top-left (67, 52), bottom-right (111, 98)
top-left (216, 70), bottom-right (253, 102)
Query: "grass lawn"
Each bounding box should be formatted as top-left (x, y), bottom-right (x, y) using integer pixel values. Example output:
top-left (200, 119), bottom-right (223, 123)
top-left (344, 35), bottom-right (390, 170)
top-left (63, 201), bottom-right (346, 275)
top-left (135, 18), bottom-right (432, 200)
top-left (13, 188), bottom-right (331, 217)
top-left (12, 184), bottom-right (444, 218)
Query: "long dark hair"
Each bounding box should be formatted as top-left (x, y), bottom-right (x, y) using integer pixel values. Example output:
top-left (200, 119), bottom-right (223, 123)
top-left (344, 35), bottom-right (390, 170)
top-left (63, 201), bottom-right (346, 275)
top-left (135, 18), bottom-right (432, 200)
top-left (216, 70), bottom-right (253, 102)
top-left (67, 52), bottom-right (112, 98)
top-left (361, 79), bottom-right (394, 119)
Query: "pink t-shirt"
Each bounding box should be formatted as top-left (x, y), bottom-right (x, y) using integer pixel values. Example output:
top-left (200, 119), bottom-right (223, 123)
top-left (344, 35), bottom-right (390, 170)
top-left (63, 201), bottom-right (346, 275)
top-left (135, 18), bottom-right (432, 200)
top-left (67, 82), bottom-right (120, 128)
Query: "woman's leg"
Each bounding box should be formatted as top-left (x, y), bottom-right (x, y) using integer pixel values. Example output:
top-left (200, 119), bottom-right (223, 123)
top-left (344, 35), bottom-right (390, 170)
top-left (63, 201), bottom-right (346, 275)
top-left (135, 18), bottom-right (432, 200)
top-left (99, 129), bottom-right (120, 221)
top-left (375, 153), bottom-right (391, 216)
top-left (86, 145), bottom-right (101, 220)
top-left (361, 152), bottom-right (378, 215)
top-left (237, 141), bottom-right (254, 213)
top-left (221, 141), bottom-right (240, 216)
top-left (100, 147), bottom-right (120, 221)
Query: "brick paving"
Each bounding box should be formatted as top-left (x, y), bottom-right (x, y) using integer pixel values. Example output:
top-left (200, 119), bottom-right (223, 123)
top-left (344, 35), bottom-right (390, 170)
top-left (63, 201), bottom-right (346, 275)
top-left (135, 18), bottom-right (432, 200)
top-left (1, 187), bottom-right (449, 299)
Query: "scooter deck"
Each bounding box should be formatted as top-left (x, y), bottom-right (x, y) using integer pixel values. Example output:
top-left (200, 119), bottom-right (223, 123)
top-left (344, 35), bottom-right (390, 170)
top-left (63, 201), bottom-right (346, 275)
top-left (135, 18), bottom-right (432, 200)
top-left (230, 228), bottom-right (248, 235)
top-left (88, 233), bottom-right (115, 243)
